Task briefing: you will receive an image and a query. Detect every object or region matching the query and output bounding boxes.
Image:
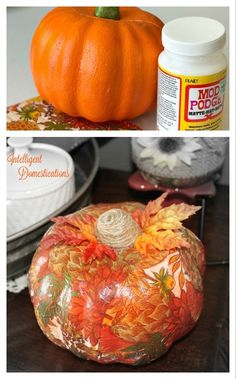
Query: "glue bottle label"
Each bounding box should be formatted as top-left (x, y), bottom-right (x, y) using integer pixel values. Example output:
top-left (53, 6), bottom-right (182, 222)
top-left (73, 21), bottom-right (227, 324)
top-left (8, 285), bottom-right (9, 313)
top-left (157, 66), bottom-right (227, 131)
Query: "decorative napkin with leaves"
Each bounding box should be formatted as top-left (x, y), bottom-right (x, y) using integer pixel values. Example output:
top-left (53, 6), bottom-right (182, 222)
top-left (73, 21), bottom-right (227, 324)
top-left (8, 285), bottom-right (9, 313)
top-left (7, 97), bottom-right (142, 131)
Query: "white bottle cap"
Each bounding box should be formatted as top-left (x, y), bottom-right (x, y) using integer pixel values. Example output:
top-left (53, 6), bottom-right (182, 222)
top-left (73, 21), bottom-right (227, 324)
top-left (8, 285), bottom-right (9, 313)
top-left (162, 17), bottom-right (226, 56)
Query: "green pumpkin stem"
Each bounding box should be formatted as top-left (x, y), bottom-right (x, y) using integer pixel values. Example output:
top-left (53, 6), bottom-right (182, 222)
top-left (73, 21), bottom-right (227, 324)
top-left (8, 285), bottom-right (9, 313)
top-left (95, 7), bottom-right (120, 20)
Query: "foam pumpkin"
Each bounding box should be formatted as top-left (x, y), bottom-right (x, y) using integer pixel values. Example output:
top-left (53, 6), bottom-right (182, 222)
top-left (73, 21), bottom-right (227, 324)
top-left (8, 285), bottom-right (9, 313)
top-left (28, 193), bottom-right (205, 365)
top-left (30, 7), bottom-right (164, 122)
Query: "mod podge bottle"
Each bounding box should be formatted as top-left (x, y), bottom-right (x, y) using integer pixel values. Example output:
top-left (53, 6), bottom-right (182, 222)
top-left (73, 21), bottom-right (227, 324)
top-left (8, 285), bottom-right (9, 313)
top-left (157, 17), bottom-right (227, 131)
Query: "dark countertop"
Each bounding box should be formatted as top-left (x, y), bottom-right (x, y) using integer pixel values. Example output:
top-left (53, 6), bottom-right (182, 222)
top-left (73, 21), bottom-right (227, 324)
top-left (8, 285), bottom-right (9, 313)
top-left (7, 168), bottom-right (229, 372)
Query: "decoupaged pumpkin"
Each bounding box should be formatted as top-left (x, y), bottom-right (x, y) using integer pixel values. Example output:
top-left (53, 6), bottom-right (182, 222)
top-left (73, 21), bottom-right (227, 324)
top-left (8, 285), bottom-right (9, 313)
top-left (28, 193), bottom-right (205, 365)
top-left (30, 7), bottom-right (163, 122)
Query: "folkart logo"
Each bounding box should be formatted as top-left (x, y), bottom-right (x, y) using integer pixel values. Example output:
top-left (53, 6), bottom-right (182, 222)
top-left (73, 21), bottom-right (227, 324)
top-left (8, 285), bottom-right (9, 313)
top-left (185, 78), bottom-right (226, 122)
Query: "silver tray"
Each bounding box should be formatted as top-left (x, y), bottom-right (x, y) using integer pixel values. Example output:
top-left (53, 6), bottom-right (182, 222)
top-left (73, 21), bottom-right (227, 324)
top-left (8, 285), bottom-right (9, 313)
top-left (7, 138), bottom-right (99, 280)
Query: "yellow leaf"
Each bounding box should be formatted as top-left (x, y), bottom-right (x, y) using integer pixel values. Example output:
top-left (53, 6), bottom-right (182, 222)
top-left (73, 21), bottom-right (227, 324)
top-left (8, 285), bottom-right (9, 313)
top-left (132, 194), bottom-right (200, 255)
top-left (134, 230), bottom-right (189, 254)
top-left (145, 203), bottom-right (201, 232)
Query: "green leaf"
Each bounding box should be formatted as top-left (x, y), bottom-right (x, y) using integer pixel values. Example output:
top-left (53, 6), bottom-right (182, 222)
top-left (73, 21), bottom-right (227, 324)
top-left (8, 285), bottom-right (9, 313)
top-left (19, 105), bottom-right (38, 121)
top-left (71, 290), bottom-right (79, 297)
top-left (64, 271), bottom-right (72, 284)
top-left (122, 332), bottom-right (169, 365)
top-left (37, 274), bottom-right (64, 297)
top-left (37, 300), bottom-right (61, 326)
top-left (36, 273), bottom-right (71, 325)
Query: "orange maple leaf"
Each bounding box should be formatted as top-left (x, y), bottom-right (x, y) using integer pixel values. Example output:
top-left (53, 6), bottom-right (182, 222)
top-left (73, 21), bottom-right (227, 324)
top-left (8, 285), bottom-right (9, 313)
top-left (40, 213), bottom-right (96, 253)
top-left (145, 203), bottom-right (201, 234)
top-left (40, 225), bottom-right (89, 252)
top-left (41, 214), bottom-right (118, 264)
top-left (133, 193), bottom-right (201, 254)
top-left (132, 192), bottom-right (168, 229)
top-left (51, 214), bottom-right (95, 241)
top-left (83, 242), bottom-right (117, 264)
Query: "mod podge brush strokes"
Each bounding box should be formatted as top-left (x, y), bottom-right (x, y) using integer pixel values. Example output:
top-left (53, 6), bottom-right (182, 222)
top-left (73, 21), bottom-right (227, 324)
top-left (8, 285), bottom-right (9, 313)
top-left (157, 17), bottom-right (227, 131)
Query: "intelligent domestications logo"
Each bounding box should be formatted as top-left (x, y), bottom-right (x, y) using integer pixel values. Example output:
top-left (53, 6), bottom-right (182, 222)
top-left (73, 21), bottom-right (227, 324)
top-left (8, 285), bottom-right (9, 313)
top-left (7, 153), bottom-right (69, 180)
top-left (185, 78), bottom-right (226, 122)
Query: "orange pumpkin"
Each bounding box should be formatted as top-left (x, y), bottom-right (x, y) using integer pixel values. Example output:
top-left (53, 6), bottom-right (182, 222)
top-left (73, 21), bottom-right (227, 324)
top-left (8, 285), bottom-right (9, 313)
top-left (31, 7), bottom-right (164, 122)
top-left (28, 194), bottom-right (205, 365)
